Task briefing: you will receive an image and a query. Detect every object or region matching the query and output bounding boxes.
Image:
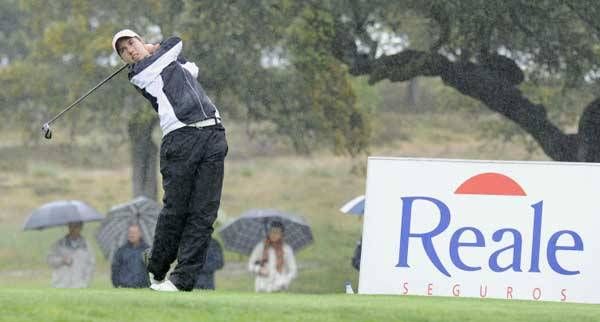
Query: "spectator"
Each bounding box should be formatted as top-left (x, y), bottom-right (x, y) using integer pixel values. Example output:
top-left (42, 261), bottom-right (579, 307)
top-left (351, 239), bottom-right (362, 271)
top-left (111, 224), bottom-right (151, 288)
top-left (47, 221), bottom-right (95, 288)
top-left (248, 221), bottom-right (297, 292)
top-left (194, 238), bottom-right (224, 290)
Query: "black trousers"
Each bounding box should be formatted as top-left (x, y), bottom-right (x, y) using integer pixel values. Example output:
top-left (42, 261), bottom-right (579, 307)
top-left (148, 124), bottom-right (227, 291)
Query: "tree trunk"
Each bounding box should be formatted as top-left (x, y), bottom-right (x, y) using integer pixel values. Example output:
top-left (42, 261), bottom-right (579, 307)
top-left (128, 116), bottom-right (159, 201)
top-left (406, 78), bottom-right (419, 110)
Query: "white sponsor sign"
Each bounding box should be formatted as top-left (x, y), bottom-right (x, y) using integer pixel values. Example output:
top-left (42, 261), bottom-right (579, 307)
top-left (359, 157), bottom-right (600, 303)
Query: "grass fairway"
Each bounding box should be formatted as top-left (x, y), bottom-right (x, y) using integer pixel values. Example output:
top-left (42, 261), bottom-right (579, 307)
top-left (1, 288), bottom-right (599, 322)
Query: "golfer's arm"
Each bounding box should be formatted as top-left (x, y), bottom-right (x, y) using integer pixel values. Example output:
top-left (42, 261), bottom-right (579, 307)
top-left (177, 54), bottom-right (199, 78)
top-left (130, 37), bottom-right (183, 88)
top-left (146, 43), bottom-right (160, 54)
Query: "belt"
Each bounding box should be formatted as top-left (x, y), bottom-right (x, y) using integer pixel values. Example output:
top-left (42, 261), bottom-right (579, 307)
top-left (189, 118), bottom-right (221, 128)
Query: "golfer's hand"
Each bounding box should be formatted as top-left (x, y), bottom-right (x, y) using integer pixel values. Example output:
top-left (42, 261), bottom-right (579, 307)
top-left (145, 43), bottom-right (159, 54)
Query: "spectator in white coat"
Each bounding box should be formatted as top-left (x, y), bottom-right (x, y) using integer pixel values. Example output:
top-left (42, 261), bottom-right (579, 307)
top-left (46, 222), bottom-right (95, 288)
top-left (248, 221), bottom-right (297, 292)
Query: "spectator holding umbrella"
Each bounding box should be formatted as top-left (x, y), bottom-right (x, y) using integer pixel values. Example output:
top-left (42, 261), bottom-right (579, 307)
top-left (24, 200), bottom-right (103, 288)
top-left (194, 237), bottom-right (224, 290)
top-left (47, 221), bottom-right (96, 288)
top-left (248, 221), bottom-right (297, 292)
top-left (96, 196), bottom-right (159, 262)
top-left (111, 223), bottom-right (150, 288)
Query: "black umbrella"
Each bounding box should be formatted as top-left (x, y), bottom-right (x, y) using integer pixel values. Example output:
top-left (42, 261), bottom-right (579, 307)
top-left (95, 196), bottom-right (160, 260)
top-left (218, 209), bottom-right (313, 255)
top-left (23, 200), bottom-right (104, 230)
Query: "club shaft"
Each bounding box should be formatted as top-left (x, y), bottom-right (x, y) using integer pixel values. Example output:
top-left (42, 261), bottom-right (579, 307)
top-left (46, 64), bottom-right (128, 125)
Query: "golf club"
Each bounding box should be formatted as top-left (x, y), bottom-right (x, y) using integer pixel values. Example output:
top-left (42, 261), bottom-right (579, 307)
top-left (42, 64), bottom-right (128, 139)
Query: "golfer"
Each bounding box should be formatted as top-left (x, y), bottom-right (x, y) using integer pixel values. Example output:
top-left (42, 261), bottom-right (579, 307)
top-left (112, 29), bottom-right (228, 292)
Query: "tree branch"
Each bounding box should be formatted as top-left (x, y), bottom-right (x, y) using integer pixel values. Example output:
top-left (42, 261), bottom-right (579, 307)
top-left (331, 31), bottom-right (579, 160)
top-left (367, 50), bottom-right (445, 83)
top-left (440, 60), bottom-right (578, 160)
top-left (577, 98), bottom-right (600, 161)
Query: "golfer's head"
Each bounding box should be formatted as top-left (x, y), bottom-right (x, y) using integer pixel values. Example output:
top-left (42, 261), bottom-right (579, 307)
top-left (112, 29), bottom-right (148, 64)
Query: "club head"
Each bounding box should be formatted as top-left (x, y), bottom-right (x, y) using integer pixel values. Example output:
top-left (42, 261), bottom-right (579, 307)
top-left (42, 123), bottom-right (52, 140)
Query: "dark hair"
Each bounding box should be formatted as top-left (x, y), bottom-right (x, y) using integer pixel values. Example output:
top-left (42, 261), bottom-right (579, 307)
top-left (68, 221), bottom-right (83, 228)
top-left (115, 36), bottom-right (132, 53)
top-left (268, 220), bottom-right (284, 232)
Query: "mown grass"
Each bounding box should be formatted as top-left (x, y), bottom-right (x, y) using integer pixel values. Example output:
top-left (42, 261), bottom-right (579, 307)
top-left (0, 288), bottom-right (599, 322)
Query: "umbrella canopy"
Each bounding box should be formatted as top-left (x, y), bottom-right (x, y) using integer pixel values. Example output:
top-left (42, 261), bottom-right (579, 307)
top-left (95, 196), bottom-right (160, 260)
top-left (23, 200), bottom-right (105, 230)
top-left (339, 195), bottom-right (365, 216)
top-left (218, 209), bottom-right (313, 255)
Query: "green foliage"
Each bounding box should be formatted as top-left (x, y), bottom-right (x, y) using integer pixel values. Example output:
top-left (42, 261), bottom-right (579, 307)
top-left (431, 79), bottom-right (486, 113)
top-left (521, 81), bottom-right (595, 129)
top-left (178, 1), bottom-right (371, 155)
top-left (5, 0), bottom-right (600, 158)
top-left (0, 0), bottom-right (28, 61)
top-left (1, 0), bottom-right (185, 139)
top-left (394, 1), bottom-right (600, 86)
top-left (285, 4), bottom-right (371, 155)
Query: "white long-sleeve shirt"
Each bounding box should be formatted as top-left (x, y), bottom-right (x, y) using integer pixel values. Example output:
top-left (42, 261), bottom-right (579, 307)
top-left (247, 241), bottom-right (297, 292)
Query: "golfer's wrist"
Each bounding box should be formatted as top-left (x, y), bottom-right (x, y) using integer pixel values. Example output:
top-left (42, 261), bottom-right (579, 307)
top-left (146, 43), bottom-right (159, 54)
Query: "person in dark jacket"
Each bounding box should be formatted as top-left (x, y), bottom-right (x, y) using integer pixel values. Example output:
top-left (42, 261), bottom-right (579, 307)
top-left (112, 29), bottom-right (228, 292)
top-left (111, 224), bottom-right (150, 288)
top-left (194, 238), bottom-right (224, 290)
top-left (351, 239), bottom-right (362, 271)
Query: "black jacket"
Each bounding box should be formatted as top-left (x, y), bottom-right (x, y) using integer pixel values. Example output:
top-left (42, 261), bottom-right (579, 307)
top-left (195, 238), bottom-right (224, 289)
top-left (111, 241), bottom-right (150, 288)
top-left (128, 37), bottom-right (221, 136)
